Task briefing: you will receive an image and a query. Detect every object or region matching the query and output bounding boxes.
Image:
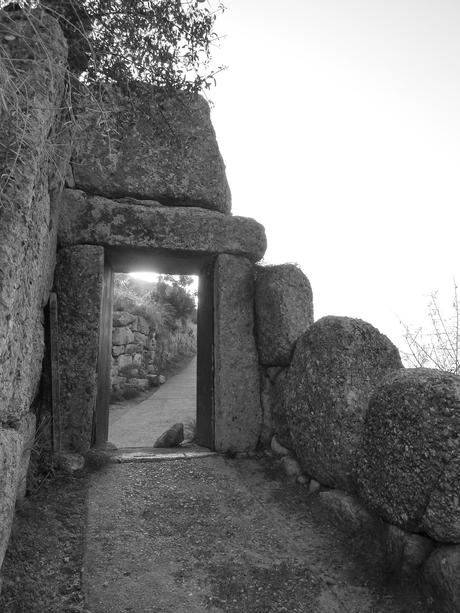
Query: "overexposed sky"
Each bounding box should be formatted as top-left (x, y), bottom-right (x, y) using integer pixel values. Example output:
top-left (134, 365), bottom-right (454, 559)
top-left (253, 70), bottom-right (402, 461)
top-left (209, 0), bottom-right (460, 350)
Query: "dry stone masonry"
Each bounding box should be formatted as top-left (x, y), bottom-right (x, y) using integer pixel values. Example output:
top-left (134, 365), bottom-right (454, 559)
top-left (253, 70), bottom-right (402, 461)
top-left (111, 309), bottom-right (196, 398)
top-left (1, 9), bottom-right (460, 610)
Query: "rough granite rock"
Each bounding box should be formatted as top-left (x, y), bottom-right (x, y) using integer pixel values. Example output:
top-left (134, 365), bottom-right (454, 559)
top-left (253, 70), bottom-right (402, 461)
top-left (270, 369), bottom-right (293, 450)
top-left (55, 246), bottom-right (105, 453)
top-left (260, 368), bottom-right (293, 450)
top-left (424, 545), bottom-right (460, 613)
top-left (358, 368), bottom-right (460, 542)
top-left (71, 85), bottom-right (231, 213)
top-left (319, 490), bottom-right (378, 534)
top-left (0, 12), bottom-right (68, 424)
top-left (286, 316), bottom-right (403, 491)
top-left (113, 311), bottom-right (137, 327)
top-left (0, 428), bottom-right (22, 572)
top-left (259, 371), bottom-right (274, 445)
top-left (213, 255), bottom-right (262, 452)
top-left (254, 264), bottom-right (314, 366)
top-left (58, 189), bottom-right (266, 262)
top-left (154, 423), bottom-right (184, 448)
top-left (384, 524), bottom-right (434, 577)
top-left (16, 412), bottom-right (36, 501)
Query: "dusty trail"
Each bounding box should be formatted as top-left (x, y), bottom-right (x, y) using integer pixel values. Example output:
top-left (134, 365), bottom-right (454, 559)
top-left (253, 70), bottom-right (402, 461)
top-left (108, 355), bottom-right (197, 448)
top-left (83, 455), bottom-right (427, 613)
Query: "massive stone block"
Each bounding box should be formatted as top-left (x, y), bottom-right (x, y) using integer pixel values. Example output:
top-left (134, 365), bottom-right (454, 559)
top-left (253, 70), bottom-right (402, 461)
top-left (254, 264), bottom-right (314, 366)
top-left (58, 190), bottom-right (266, 263)
top-left (358, 368), bottom-right (460, 542)
top-left (0, 11), bottom-right (68, 424)
top-left (213, 255), bottom-right (262, 452)
top-left (71, 85), bottom-right (231, 213)
top-left (0, 428), bottom-right (22, 573)
top-left (55, 246), bottom-right (105, 453)
top-left (424, 545), bottom-right (460, 613)
top-left (286, 316), bottom-right (403, 491)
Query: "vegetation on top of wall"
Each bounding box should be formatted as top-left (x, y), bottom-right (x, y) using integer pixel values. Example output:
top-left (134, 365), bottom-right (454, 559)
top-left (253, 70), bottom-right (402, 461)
top-left (1, 0), bottom-right (225, 93)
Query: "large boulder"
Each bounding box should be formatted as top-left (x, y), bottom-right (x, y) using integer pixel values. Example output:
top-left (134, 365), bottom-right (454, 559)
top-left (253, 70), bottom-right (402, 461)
top-left (286, 316), bottom-right (403, 491)
top-left (71, 85), bottom-right (231, 213)
top-left (254, 264), bottom-right (313, 366)
top-left (424, 545), bottom-right (460, 613)
top-left (358, 368), bottom-right (460, 542)
top-left (58, 190), bottom-right (266, 263)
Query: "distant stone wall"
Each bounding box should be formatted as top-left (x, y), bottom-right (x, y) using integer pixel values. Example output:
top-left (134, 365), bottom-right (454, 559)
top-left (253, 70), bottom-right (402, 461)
top-left (111, 310), bottom-right (196, 399)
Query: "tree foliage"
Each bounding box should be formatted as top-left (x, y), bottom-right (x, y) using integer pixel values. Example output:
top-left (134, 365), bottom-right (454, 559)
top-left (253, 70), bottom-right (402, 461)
top-left (402, 282), bottom-right (460, 374)
top-left (2, 0), bottom-right (225, 92)
top-left (113, 273), bottom-right (197, 329)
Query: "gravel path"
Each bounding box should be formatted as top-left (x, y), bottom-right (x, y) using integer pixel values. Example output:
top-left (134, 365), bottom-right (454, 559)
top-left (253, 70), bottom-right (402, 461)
top-left (83, 455), bottom-right (428, 613)
top-left (108, 356), bottom-right (197, 448)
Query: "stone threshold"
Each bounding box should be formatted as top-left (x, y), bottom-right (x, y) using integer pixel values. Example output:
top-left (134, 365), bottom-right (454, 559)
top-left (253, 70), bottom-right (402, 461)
top-left (107, 446), bottom-right (217, 463)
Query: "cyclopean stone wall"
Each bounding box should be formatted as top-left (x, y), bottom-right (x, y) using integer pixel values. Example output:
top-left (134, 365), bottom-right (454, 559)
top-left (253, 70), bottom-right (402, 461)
top-left (111, 310), bottom-right (196, 399)
top-left (253, 264), bottom-right (314, 447)
top-left (0, 10), bottom-right (69, 578)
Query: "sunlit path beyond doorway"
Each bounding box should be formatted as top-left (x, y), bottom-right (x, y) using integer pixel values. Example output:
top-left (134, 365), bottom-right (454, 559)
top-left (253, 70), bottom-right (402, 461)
top-left (108, 355), bottom-right (197, 448)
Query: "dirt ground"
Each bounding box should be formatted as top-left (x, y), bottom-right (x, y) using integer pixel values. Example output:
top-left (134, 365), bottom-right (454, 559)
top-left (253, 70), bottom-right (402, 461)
top-left (0, 452), bottom-right (432, 613)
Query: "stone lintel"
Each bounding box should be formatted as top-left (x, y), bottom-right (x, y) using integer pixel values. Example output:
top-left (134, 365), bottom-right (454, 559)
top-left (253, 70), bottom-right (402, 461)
top-left (58, 190), bottom-right (266, 263)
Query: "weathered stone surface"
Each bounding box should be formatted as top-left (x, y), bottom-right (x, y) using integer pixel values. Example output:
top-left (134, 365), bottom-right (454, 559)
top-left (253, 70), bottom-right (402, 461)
top-left (255, 264), bottom-right (314, 366)
top-left (72, 85), bottom-right (231, 213)
top-left (154, 423), bottom-right (184, 448)
top-left (112, 327), bottom-right (134, 346)
top-left (270, 369), bottom-right (293, 450)
top-left (0, 12), bottom-right (68, 425)
top-left (260, 368), bottom-right (292, 449)
top-left (271, 436), bottom-right (290, 457)
top-left (0, 428), bottom-right (22, 572)
top-left (259, 371), bottom-right (274, 445)
top-left (16, 412), bottom-right (36, 501)
top-left (117, 354), bottom-right (133, 370)
top-left (358, 368), bottom-right (460, 542)
top-left (214, 255), bottom-right (262, 452)
top-left (319, 490), bottom-right (378, 533)
top-left (135, 317), bottom-right (150, 336)
top-left (280, 455), bottom-right (302, 478)
top-left (286, 316), bottom-right (403, 491)
top-left (55, 246), bottom-right (104, 453)
top-left (384, 524), bottom-right (434, 577)
top-left (112, 346), bottom-right (124, 358)
top-left (424, 545), bottom-right (460, 613)
top-left (113, 311), bottom-right (136, 327)
top-left (58, 190), bottom-right (266, 263)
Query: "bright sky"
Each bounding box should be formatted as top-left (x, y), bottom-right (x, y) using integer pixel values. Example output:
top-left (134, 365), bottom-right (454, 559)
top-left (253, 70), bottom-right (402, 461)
top-left (209, 0), bottom-right (460, 351)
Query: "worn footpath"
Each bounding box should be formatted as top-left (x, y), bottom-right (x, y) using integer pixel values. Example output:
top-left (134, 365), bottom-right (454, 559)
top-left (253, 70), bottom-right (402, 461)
top-left (83, 455), bottom-right (428, 613)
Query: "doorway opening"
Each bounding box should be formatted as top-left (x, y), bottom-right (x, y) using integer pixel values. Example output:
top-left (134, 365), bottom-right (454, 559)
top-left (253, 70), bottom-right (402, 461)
top-left (108, 271), bottom-right (198, 449)
top-left (94, 249), bottom-right (215, 452)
